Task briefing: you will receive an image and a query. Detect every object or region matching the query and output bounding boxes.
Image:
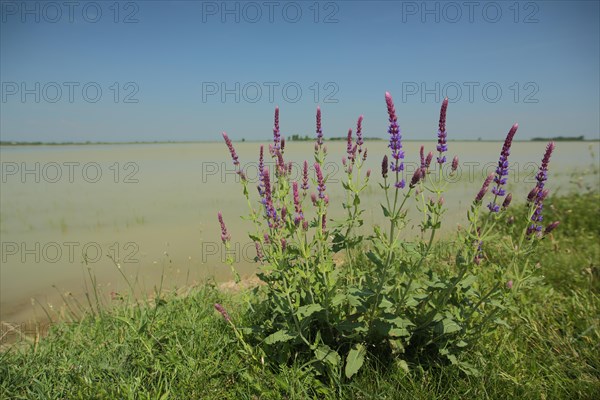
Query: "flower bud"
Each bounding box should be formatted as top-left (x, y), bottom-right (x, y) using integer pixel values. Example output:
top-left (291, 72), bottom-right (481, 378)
top-left (425, 152), bottom-right (433, 169)
top-left (451, 155), bottom-right (459, 172)
top-left (382, 155), bottom-right (389, 179)
top-left (366, 169), bottom-right (371, 178)
top-left (544, 221), bottom-right (560, 234)
top-left (502, 193), bottom-right (512, 209)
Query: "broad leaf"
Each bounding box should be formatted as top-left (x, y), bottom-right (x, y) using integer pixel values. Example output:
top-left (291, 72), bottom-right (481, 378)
top-left (296, 304), bottom-right (323, 319)
top-left (315, 345), bottom-right (341, 367)
top-left (264, 330), bottom-right (295, 345)
top-left (345, 343), bottom-right (366, 379)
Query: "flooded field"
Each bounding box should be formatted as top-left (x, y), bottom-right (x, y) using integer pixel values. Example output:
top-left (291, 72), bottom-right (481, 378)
top-left (1, 140), bottom-right (598, 324)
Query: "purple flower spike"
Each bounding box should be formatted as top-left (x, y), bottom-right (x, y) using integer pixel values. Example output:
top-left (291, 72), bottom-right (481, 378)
top-left (258, 145), bottom-right (264, 170)
top-left (316, 106), bottom-right (323, 147)
top-left (222, 132), bottom-right (239, 166)
top-left (292, 181), bottom-right (304, 225)
top-left (346, 129), bottom-right (354, 160)
top-left (476, 173), bottom-right (495, 203)
top-left (527, 142), bottom-right (555, 236)
top-left (301, 161), bottom-right (310, 191)
top-left (436, 98), bottom-right (449, 163)
top-left (488, 123), bottom-right (518, 212)
top-left (214, 303), bottom-right (231, 322)
top-left (257, 146), bottom-right (265, 195)
top-left (273, 106), bottom-right (280, 152)
top-left (314, 163), bottom-right (326, 199)
top-left (218, 212), bottom-right (231, 243)
top-left (356, 115), bottom-right (364, 152)
top-left (385, 92), bottom-right (405, 187)
top-left (275, 150), bottom-right (285, 176)
top-left (261, 169), bottom-right (277, 226)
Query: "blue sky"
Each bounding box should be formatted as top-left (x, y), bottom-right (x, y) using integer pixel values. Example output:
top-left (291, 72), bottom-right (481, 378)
top-left (1, 0), bottom-right (599, 142)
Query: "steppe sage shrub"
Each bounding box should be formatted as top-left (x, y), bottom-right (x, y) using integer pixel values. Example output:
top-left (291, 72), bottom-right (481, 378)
top-left (215, 92), bottom-right (559, 380)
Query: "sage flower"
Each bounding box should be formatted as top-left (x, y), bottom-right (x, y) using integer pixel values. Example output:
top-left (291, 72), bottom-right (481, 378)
top-left (527, 142), bottom-right (556, 235)
top-left (451, 156), bottom-right (459, 173)
top-left (436, 97), bottom-right (449, 164)
top-left (381, 155), bottom-right (388, 179)
top-left (301, 160), bottom-right (310, 191)
top-left (314, 163), bottom-right (326, 199)
top-left (502, 193), bottom-right (513, 209)
top-left (292, 181), bottom-right (304, 225)
top-left (217, 211), bottom-right (230, 243)
top-left (409, 168), bottom-right (423, 188)
top-left (356, 115), bottom-right (364, 153)
top-left (214, 303), bottom-right (231, 322)
top-left (261, 169), bottom-right (277, 226)
top-left (222, 132), bottom-right (239, 166)
top-left (425, 152), bottom-right (433, 169)
top-left (272, 106), bottom-right (281, 154)
top-left (476, 173), bottom-right (494, 203)
top-left (385, 92), bottom-right (405, 188)
top-left (316, 106), bottom-right (323, 147)
top-left (215, 303), bottom-right (231, 322)
top-left (544, 221), bottom-right (560, 234)
top-left (488, 123), bottom-right (518, 212)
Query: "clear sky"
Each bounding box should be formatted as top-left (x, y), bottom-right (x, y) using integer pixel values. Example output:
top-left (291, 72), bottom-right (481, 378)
top-left (1, 0), bottom-right (599, 142)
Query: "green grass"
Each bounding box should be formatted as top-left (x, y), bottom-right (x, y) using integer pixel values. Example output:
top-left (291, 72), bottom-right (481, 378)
top-left (1, 192), bottom-right (599, 399)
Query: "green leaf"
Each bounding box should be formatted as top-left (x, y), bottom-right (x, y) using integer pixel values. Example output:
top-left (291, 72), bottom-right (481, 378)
top-left (345, 343), bottom-right (366, 379)
top-left (264, 330), bottom-right (295, 345)
top-left (353, 195), bottom-right (361, 206)
top-left (396, 359), bottom-right (410, 373)
top-left (296, 304), bottom-right (323, 319)
top-left (366, 251), bottom-right (384, 268)
top-left (315, 345), bottom-right (341, 367)
top-left (380, 204), bottom-right (390, 217)
top-left (336, 319), bottom-right (366, 333)
top-left (439, 318), bottom-right (461, 334)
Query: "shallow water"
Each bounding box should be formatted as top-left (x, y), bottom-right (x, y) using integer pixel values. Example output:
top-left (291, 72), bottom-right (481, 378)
top-left (1, 141), bottom-right (598, 324)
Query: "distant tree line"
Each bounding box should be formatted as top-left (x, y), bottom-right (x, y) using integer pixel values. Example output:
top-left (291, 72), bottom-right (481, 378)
top-left (531, 135), bottom-right (585, 142)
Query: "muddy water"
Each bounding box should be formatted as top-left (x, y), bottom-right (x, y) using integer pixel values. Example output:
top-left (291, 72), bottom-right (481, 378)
top-left (1, 141), bottom-right (598, 324)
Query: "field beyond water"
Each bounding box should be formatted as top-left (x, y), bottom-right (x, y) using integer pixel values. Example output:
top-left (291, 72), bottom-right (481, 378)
top-left (1, 191), bottom-right (598, 399)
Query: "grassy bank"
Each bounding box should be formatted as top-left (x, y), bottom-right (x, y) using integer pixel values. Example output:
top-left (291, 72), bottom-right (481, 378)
top-left (1, 192), bottom-right (599, 399)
